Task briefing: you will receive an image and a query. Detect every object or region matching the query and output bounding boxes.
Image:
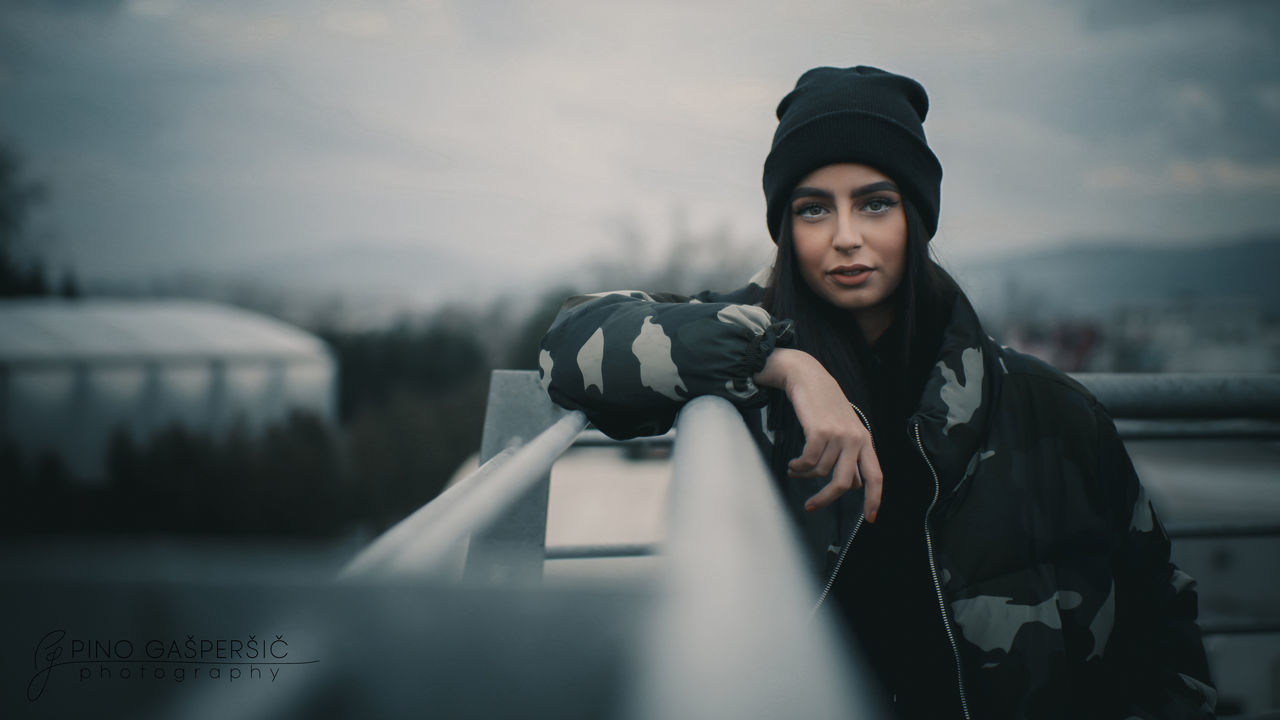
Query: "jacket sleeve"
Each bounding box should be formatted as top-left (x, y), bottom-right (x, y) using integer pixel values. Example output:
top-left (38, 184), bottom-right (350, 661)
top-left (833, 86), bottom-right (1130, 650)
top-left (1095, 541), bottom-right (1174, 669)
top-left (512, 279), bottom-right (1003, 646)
top-left (537, 289), bottom-right (793, 439)
top-left (1099, 407), bottom-right (1217, 718)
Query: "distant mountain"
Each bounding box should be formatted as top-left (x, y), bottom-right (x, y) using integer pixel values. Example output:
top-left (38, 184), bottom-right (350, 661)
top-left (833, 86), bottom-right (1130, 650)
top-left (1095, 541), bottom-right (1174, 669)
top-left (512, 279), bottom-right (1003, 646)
top-left (238, 241), bottom-right (494, 305)
top-left (84, 241), bottom-right (507, 329)
top-left (948, 234), bottom-right (1280, 321)
top-left (87, 232), bottom-right (1280, 332)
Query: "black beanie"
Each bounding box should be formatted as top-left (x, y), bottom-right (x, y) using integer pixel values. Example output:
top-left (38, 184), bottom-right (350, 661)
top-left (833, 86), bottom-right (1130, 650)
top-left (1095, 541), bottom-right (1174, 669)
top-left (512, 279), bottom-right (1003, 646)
top-left (762, 66), bottom-right (942, 241)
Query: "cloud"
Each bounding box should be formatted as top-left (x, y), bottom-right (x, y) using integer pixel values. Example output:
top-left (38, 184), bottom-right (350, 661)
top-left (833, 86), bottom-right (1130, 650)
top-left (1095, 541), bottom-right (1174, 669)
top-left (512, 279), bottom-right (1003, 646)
top-left (124, 0), bottom-right (179, 18)
top-left (1178, 158), bottom-right (1280, 191)
top-left (8, 0), bottom-right (126, 15)
top-left (1256, 84), bottom-right (1280, 116)
top-left (1074, 0), bottom-right (1280, 33)
top-left (1037, 0), bottom-right (1280, 162)
top-left (319, 9), bottom-right (391, 38)
top-left (0, 0), bottom-right (1277, 307)
top-left (1087, 158), bottom-right (1280, 192)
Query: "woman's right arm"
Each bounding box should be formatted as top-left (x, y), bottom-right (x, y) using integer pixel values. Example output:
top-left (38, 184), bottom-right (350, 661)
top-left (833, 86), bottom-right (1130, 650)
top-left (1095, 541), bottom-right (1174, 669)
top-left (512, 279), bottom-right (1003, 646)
top-left (538, 289), bottom-right (792, 439)
top-left (539, 288), bottom-right (881, 520)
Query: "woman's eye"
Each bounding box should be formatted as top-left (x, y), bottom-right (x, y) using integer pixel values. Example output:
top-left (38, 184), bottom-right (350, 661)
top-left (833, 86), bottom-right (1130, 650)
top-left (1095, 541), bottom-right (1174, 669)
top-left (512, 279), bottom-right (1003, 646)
top-left (795, 203), bottom-right (827, 218)
top-left (862, 197), bottom-right (898, 214)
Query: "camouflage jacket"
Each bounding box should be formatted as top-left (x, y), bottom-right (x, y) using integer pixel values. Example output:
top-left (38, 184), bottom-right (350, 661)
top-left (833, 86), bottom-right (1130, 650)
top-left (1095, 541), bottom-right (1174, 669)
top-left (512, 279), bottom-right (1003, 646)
top-left (538, 271), bottom-right (1216, 719)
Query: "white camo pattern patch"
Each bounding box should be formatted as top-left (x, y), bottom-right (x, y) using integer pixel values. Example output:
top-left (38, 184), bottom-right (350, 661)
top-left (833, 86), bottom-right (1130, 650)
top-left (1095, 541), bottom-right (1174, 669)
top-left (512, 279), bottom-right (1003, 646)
top-left (538, 349), bottom-right (554, 393)
top-left (577, 328), bottom-right (605, 395)
top-left (951, 590), bottom-right (1082, 654)
top-left (938, 347), bottom-right (984, 435)
top-left (715, 304), bottom-right (772, 333)
top-left (632, 317), bottom-right (686, 401)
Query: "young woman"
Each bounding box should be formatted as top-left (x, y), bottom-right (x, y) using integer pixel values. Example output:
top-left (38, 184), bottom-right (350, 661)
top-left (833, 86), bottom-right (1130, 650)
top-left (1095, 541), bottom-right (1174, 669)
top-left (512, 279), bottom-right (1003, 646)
top-left (538, 66), bottom-right (1215, 719)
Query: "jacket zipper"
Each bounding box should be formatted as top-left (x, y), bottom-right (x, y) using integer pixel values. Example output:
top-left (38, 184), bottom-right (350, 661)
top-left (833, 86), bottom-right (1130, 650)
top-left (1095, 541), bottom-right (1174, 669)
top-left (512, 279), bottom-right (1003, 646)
top-left (810, 402), bottom-right (874, 616)
top-left (914, 421), bottom-right (972, 720)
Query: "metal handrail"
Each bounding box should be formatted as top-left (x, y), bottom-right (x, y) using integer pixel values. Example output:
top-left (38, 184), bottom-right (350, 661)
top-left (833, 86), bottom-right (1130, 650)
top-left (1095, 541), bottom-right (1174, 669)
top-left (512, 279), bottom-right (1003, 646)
top-left (544, 543), bottom-right (660, 560)
top-left (328, 370), bottom-right (1278, 717)
top-left (339, 410), bottom-right (588, 579)
top-left (578, 419), bottom-right (1280, 444)
top-left (338, 389), bottom-right (880, 716)
top-left (343, 371), bottom-right (1280, 574)
top-left (1070, 373), bottom-right (1280, 419)
top-left (573, 428), bottom-right (675, 446)
top-left (628, 395), bottom-right (882, 719)
top-left (569, 375), bottom-right (1280, 445)
top-left (1112, 419), bottom-right (1280, 440)
top-left (1166, 522), bottom-right (1280, 539)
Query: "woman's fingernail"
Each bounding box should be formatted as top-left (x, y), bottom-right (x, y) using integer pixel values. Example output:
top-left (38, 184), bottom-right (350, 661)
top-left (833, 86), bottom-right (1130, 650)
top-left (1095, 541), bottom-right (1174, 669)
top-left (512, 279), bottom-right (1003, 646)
top-left (867, 510), bottom-right (877, 523)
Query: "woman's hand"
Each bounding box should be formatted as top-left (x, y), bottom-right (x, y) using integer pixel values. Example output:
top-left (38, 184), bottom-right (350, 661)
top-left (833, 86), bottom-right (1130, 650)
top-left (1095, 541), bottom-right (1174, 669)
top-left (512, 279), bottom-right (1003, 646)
top-left (754, 348), bottom-right (883, 523)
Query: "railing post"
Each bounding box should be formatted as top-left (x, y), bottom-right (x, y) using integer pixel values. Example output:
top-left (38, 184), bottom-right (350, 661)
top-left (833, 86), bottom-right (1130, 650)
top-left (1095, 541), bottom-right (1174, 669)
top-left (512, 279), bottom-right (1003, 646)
top-left (463, 370), bottom-right (566, 583)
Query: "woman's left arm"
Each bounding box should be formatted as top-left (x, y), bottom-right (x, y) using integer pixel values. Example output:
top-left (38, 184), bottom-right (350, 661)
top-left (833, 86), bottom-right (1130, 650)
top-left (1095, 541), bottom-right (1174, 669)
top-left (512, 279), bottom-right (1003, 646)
top-left (1099, 408), bottom-right (1218, 718)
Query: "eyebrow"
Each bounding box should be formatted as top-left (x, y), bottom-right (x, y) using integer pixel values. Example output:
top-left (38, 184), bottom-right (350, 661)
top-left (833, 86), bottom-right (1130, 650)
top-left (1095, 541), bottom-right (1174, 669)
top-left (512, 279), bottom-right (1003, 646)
top-left (790, 181), bottom-right (900, 201)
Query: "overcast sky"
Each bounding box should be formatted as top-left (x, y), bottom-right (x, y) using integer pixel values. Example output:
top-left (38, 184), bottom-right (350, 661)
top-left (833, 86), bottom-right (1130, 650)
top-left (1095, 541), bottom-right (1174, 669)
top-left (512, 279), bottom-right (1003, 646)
top-left (1, 0), bottom-right (1277, 310)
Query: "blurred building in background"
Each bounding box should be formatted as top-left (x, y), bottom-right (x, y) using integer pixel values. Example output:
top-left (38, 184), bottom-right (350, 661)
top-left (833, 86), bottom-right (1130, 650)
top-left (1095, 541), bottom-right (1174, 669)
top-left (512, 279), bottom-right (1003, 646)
top-left (0, 298), bottom-right (336, 484)
top-left (1098, 298), bottom-right (1280, 373)
top-left (997, 297), bottom-right (1280, 374)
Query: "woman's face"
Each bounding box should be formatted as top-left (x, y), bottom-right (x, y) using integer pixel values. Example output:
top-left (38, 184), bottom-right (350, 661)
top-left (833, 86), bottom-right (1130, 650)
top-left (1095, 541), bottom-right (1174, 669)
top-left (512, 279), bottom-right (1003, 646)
top-left (789, 163), bottom-right (908, 342)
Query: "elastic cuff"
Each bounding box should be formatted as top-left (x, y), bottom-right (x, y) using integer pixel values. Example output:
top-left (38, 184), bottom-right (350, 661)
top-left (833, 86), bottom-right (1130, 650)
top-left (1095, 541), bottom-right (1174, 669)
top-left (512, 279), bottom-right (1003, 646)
top-left (734, 319), bottom-right (795, 379)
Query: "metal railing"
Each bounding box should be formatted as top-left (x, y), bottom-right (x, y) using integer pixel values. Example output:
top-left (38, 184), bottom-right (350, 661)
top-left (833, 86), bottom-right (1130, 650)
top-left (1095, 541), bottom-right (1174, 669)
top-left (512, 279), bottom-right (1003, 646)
top-left (341, 370), bottom-right (882, 717)
top-left (1074, 373), bottom-right (1280, 419)
top-left (335, 370), bottom-right (1280, 719)
top-left (16, 371), bottom-right (1272, 720)
top-left (343, 369), bottom-right (1280, 583)
top-left (338, 410), bottom-right (588, 579)
top-left (630, 395), bottom-right (881, 719)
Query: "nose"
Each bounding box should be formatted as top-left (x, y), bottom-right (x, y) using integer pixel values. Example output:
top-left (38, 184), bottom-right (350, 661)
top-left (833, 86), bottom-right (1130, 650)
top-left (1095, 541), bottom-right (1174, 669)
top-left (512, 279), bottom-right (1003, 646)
top-left (831, 209), bottom-right (862, 252)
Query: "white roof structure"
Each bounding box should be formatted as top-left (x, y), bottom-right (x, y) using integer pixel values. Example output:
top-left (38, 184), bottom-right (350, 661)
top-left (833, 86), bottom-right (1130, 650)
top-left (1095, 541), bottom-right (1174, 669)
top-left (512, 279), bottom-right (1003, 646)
top-left (0, 299), bottom-right (329, 364)
top-left (1, 299), bottom-right (337, 483)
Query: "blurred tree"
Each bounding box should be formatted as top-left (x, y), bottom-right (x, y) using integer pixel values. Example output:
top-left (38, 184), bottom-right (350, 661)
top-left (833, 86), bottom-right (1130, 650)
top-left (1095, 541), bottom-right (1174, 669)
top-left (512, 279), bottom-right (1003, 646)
top-left (503, 286), bottom-right (580, 370)
top-left (322, 314), bottom-right (491, 421)
top-left (59, 268), bottom-right (81, 298)
top-left (90, 413), bottom-right (350, 536)
top-left (321, 314), bottom-right (493, 531)
top-left (0, 141), bottom-right (52, 296)
top-left (347, 378), bottom-right (488, 531)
